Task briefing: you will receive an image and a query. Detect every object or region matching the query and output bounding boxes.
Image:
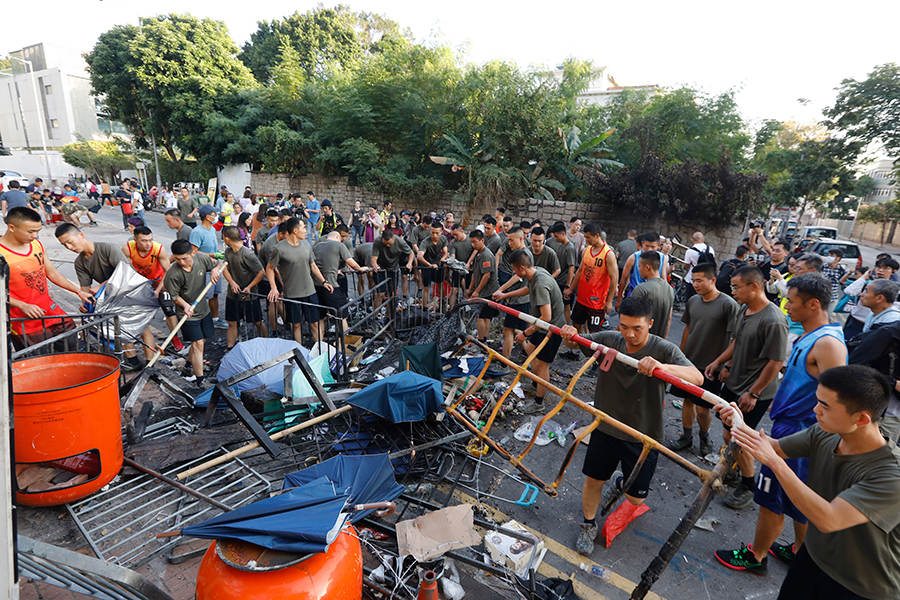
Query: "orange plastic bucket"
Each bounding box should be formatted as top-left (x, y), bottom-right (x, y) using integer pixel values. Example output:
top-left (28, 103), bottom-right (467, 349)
top-left (196, 525), bottom-right (362, 600)
top-left (12, 352), bottom-right (123, 506)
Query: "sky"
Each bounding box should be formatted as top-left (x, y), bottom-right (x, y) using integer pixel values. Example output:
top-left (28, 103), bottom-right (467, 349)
top-left (6, 0), bottom-right (899, 131)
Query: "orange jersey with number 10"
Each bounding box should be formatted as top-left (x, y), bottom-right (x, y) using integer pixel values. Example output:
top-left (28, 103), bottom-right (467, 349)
top-left (0, 239), bottom-right (67, 334)
top-left (576, 243), bottom-right (613, 309)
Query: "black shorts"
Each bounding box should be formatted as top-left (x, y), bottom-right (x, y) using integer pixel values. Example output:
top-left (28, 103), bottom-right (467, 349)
top-left (284, 294), bottom-right (320, 324)
top-left (478, 303), bottom-right (499, 320)
top-left (582, 431), bottom-right (659, 498)
top-left (526, 330), bottom-right (562, 364)
top-left (451, 271), bottom-right (471, 288)
top-left (225, 296), bottom-right (263, 323)
top-left (421, 267), bottom-right (443, 287)
top-left (777, 545), bottom-right (867, 600)
top-left (182, 313), bottom-right (213, 343)
top-left (671, 376), bottom-right (722, 409)
top-left (315, 285), bottom-right (349, 316)
top-left (557, 282), bottom-right (574, 306)
top-left (157, 288), bottom-right (176, 318)
top-left (722, 387), bottom-right (772, 429)
top-left (571, 301), bottom-right (605, 332)
top-left (373, 269), bottom-right (398, 294)
top-left (503, 303), bottom-right (530, 330)
top-left (337, 274), bottom-right (348, 296)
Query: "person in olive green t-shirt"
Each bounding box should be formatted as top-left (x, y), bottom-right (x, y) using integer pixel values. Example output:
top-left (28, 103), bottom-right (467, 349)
top-left (465, 230), bottom-right (499, 340)
top-left (718, 365), bottom-right (900, 600)
top-left (165, 239), bottom-right (221, 382)
top-left (560, 295), bottom-right (702, 555)
top-left (630, 250), bottom-right (674, 338)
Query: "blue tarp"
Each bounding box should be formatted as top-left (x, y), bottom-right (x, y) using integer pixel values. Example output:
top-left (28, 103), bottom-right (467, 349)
top-left (180, 476), bottom-right (349, 554)
top-left (283, 454), bottom-right (404, 522)
top-left (346, 371), bottom-right (443, 422)
top-left (180, 453), bottom-right (404, 554)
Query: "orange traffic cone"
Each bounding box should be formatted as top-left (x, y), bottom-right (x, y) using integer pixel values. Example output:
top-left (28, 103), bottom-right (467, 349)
top-left (602, 501), bottom-right (650, 547)
top-left (417, 570), bottom-right (440, 600)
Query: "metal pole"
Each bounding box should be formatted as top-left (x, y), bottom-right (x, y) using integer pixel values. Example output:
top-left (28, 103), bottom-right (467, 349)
top-left (0, 258), bottom-right (20, 599)
top-left (150, 131), bottom-right (162, 189)
top-left (11, 57), bottom-right (53, 185)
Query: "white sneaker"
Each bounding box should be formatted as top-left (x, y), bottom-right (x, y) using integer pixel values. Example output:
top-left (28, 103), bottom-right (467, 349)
top-left (213, 318), bottom-right (228, 329)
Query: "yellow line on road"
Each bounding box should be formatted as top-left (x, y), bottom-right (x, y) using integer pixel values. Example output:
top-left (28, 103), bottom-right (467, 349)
top-left (451, 489), bottom-right (666, 600)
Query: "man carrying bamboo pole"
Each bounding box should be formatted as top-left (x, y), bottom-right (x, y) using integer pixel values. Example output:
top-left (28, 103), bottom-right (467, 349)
top-left (560, 296), bottom-right (703, 554)
top-left (164, 239), bottom-right (221, 384)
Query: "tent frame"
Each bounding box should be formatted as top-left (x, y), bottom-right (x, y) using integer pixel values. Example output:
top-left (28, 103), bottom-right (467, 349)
top-left (202, 348), bottom-right (337, 457)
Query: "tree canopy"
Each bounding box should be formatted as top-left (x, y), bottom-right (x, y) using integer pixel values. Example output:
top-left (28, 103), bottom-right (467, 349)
top-left (61, 140), bottom-right (134, 182)
top-left (824, 63), bottom-right (900, 160)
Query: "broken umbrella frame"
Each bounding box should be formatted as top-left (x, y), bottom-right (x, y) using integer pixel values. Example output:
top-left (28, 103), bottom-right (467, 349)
top-left (445, 298), bottom-right (741, 600)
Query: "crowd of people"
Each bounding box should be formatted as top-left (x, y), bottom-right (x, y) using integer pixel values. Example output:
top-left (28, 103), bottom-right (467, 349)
top-left (0, 181), bottom-right (898, 599)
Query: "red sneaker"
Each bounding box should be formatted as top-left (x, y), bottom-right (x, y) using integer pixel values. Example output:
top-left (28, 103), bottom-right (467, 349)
top-left (171, 336), bottom-right (185, 352)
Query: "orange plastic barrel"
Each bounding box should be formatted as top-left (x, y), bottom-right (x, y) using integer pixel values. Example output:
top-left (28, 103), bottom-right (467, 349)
top-left (12, 352), bottom-right (123, 506)
top-left (196, 525), bottom-right (363, 600)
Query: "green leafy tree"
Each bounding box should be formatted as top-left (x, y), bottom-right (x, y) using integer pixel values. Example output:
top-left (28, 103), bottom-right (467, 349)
top-left (85, 14), bottom-right (255, 162)
top-left (239, 6), bottom-right (404, 83)
top-left (552, 125), bottom-right (621, 199)
top-left (858, 199), bottom-right (900, 246)
top-left (61, 140), bottom-right (134, 182)
top-left (824, 63), bottom-right (900, 159)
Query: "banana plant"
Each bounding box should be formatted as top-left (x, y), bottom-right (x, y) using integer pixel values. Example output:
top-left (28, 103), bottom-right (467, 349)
top-left (555, 125), bottom-right (623, 198)
top-left (515, 163), bottom-right (566, 203)
top-left (430, 133), bottom-right (515, 204)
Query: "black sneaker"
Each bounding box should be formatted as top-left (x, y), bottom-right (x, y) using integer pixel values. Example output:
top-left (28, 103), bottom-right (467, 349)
top-left (714, 544), bottom-right (767, 574)
top-left (723, 484), bottom-right (755, 509)
top-left (667, 432), bottom-right (693, 451)
top-left (768, 542), bottom-right (796, 563)
top-left (699, 435), bottom-right (713, 456)
top-left (560, 350), bottom-right (580, 360)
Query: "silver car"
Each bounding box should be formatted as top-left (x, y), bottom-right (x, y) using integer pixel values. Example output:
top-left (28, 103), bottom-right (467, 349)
top-left (806, 239), bottom-right (863, 272)
top-left (0, 169), bottom-right (31, 192)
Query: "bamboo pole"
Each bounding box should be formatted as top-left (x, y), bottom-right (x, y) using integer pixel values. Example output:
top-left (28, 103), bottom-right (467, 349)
top-left (175, 405), bottom-right (352, 481)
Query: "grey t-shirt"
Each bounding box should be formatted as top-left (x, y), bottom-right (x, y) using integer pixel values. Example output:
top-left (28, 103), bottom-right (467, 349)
top-left (532, 247), bottom-right (560, 278)
top-left (681, 292), bottom-right (740, 369)
top-left (528, 267), bottom-right (564, 326)
top-left (407, 226), bottom-right (430, 250)
top-left (259, 232), bottom-right (280, 268)
top-left (631, 277), bottom-right (674, 338)
top-left (419, 236), bottom-right (447, 265)
top-left (354, 242), bottom-right (374, 267)
top-left (164, 252), bottom-right (215, 320)
top-left (449, 238), bottom-right (473, 264)
top-left (313, 239), bottom-right (351, 287)
top-left (224, 245), bottom-right (264, 298)
top-left (373, 237), bottom-right (411, 270)
top-left (485, 232), bottom-right (504, 254)
top-left (176, 224), bottom-right (193, 242)
top-left (615, 238), bottom-right (638, 269)
top-left (780, 425), bottom-right (900, 600)
top-left (584, 331), bottom-right (693, 441)
top-left (547, 239), bottom-right (577, 288)
top-left (1, 189), bottom-right (28, 210)
top-left (470, 247), bottom-right (498, 298)
top-left (178, 196), bottom-right (198, 220)
top-left (269, 240), bottom-right (316, 298)
top-left (74, 242), bottom-right (125, 287)
top-left (726, 302), bottom-right (789, 399)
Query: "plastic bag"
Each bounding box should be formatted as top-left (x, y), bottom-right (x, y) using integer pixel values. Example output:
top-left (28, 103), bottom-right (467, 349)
top-left (513, 418), bottom-right (563, 446)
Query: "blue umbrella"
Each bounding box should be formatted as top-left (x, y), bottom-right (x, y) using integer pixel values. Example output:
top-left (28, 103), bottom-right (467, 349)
top-left (180, 476), bottom-right (350, 554)
top-left (217, 338), bottom-right (311, 395)
top-left (346, 371), bottom-right (443, 422)
top-left (283, 454), bottom-right (404, 522)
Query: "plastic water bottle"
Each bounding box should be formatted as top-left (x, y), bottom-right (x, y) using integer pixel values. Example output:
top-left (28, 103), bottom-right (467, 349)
top-left (579, 562), bottom-right (610, 580)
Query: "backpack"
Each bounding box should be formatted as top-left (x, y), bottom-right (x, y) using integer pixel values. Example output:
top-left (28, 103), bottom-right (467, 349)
top-left (694, 243), bottom-right (716, 268)
top-left (715, 259), bottom-right (744, 294)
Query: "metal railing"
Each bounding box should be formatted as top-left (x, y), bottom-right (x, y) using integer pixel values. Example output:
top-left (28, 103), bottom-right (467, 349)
top-left (10, 313), bottom-right (123, 363)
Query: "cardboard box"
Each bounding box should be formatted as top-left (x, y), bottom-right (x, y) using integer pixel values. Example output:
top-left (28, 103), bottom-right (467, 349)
top-left (484, 520), bottom-right (546, 577)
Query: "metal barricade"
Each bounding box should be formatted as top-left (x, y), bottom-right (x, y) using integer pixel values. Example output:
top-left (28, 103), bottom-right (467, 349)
top-left (10, 313), bottom-right (123, 363)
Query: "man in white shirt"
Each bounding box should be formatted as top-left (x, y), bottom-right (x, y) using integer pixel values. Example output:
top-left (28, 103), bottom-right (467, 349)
top-left (684, 232), bottom-right (715, 280)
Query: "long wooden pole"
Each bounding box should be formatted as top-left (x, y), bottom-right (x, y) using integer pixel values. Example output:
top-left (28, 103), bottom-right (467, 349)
top-left (146, 261), bottom-right (224, 369)
top-left (175, 405), bottom-right (352, 481)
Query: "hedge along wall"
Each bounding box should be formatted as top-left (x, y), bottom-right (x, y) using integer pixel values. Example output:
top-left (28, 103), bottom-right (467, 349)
top-left (249, 171), bottom-right (748, 255)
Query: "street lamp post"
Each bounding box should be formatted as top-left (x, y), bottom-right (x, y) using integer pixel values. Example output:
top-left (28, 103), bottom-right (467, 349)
top-left (8, 55), bottom-right (53, 185)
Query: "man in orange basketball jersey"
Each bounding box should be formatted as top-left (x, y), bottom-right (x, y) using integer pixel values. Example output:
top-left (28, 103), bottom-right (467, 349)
top-left (565, 221), bottom-right (618, 333)
top-left (0, 207), bottom-right (90, 349)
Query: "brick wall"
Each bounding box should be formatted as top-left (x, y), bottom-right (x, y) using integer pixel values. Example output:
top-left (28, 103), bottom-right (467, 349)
top-left (249, 171), bottom-right (747, 253)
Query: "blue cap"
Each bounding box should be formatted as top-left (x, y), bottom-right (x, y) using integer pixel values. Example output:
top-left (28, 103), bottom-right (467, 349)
top-left (199, 204), bottom-right (216, 218)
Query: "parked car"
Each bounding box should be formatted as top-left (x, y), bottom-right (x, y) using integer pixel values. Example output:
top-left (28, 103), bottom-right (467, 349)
top-left (798, 226), bottom-right (839, 240)
top-left (806, 239), bottom-right (863, 271)
top-left (0, 169), bottom-right (31, 193)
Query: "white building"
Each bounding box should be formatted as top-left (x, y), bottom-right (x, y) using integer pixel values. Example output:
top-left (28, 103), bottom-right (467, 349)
top-left (864, 157), bottom-right (898, 205)
top-left (0, 43), bottom-right (126, 151)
